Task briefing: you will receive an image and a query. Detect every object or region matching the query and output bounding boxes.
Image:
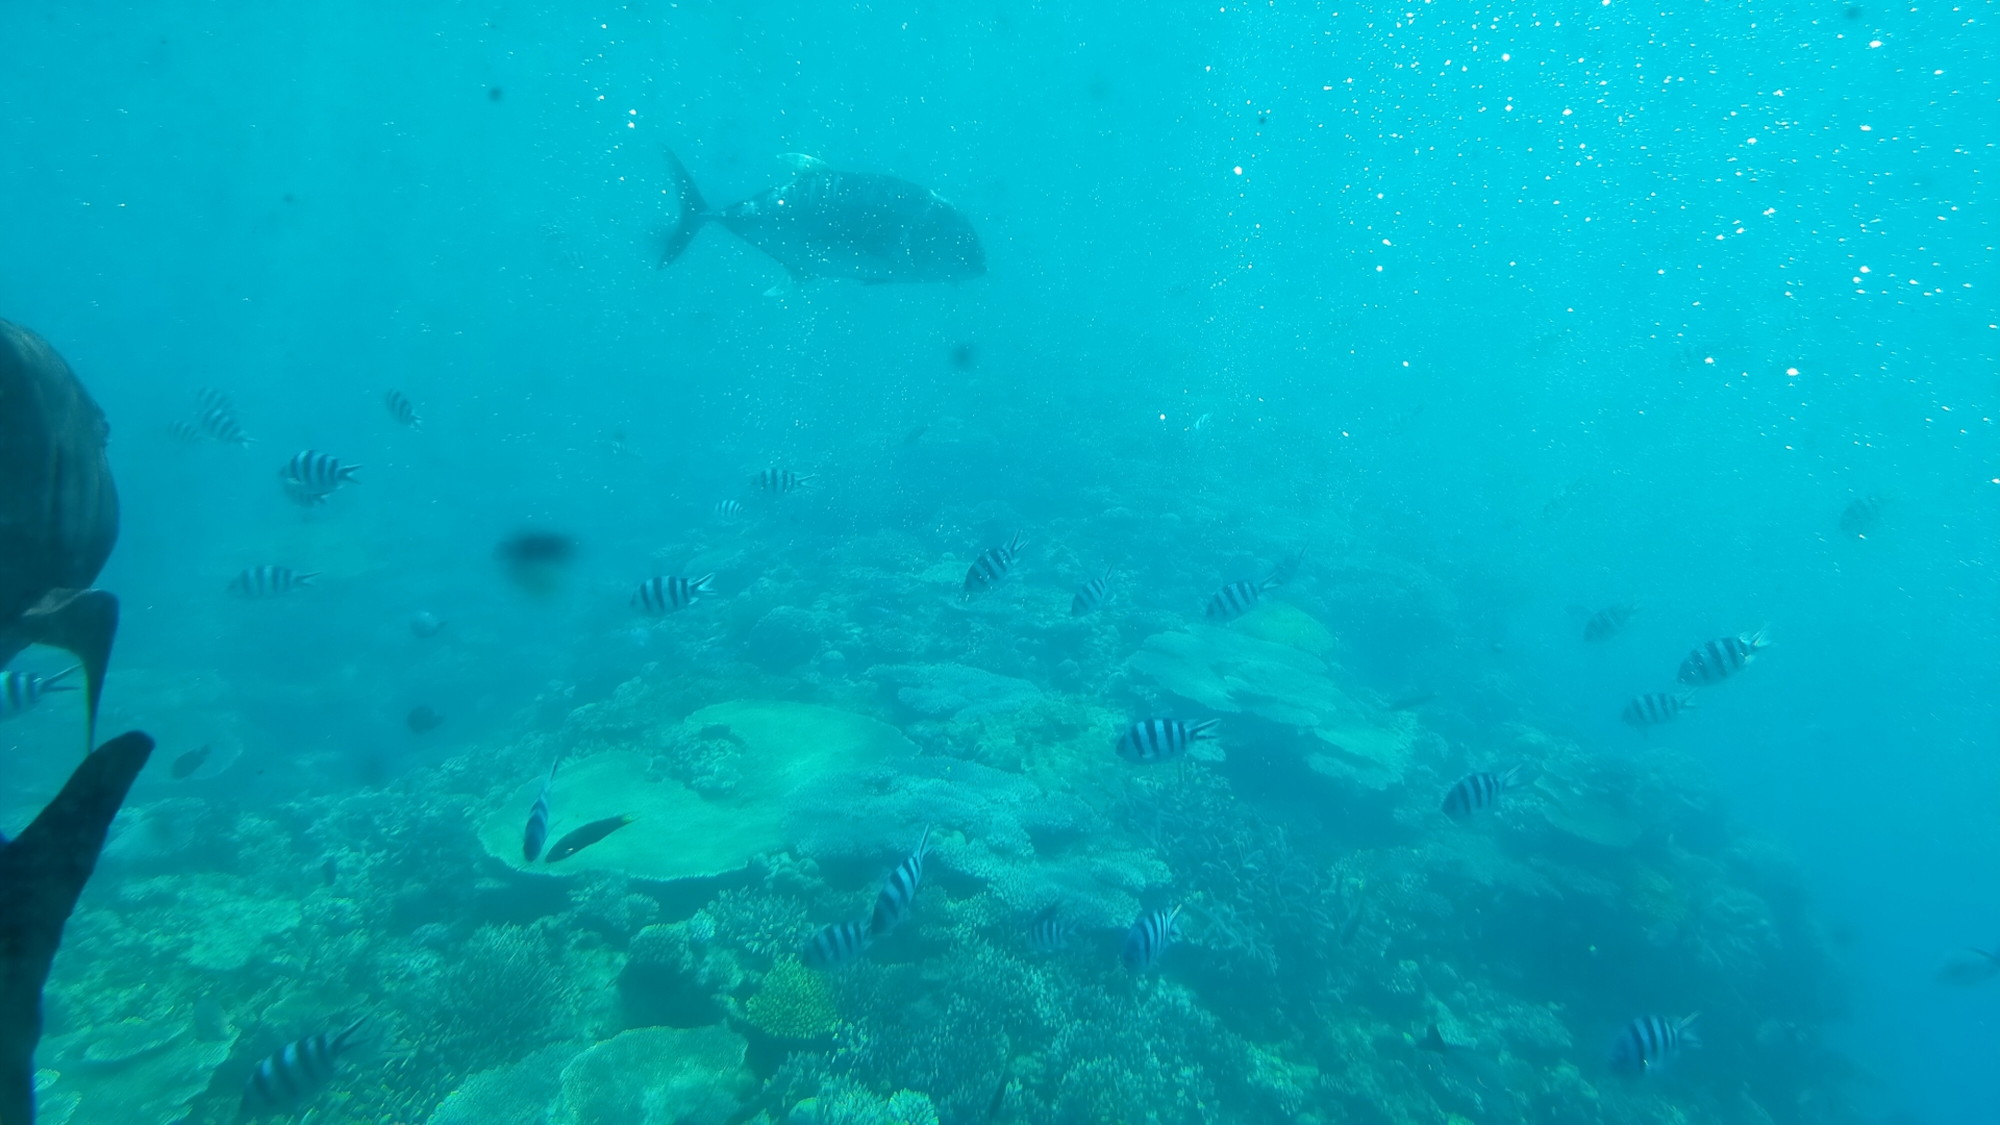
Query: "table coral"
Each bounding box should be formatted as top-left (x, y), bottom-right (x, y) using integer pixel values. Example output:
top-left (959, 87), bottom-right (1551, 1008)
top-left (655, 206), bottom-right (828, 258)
top-left (548, 1025), bottom-right (752, 1125)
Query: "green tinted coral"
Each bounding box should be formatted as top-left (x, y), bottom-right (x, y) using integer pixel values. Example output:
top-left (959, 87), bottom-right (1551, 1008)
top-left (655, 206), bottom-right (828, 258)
top-left (745, 958), bottom-right (840, 1041)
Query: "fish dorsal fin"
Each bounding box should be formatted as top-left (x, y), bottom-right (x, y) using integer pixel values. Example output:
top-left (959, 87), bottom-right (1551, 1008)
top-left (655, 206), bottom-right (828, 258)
top-left (777, 153), bottom-right (829, 172)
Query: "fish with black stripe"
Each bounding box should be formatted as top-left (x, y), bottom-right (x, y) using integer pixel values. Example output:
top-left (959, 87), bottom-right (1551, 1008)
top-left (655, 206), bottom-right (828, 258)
top-left (522, 759), bottom-right (557, 862)
top-left (1120, 904), bottom-right (1182, 971)
top-left (1116, 718), bottom-right (1219, 764)
top-left (755, 468), bottom-right (814, 493)
top-left (228, 566), bottom-right (318, 598)
top-left (870, 826), bottom-right (933, 937)
top-left (1026, 905), bottom-right (1075, 953)
top-left (802, 918), bottom-right (872, 968)
top-left (1676, 629), bottom-right (1770, 686)
top-left (279, 450), bottom-right (361, 496)
top-left (383, 389), bottom-right (422, 428)
top-left (240, 1016), bottom-right (368, 1115)
top-left (0, 667), bottom-right (76, 721)
top-left (714, 499), bottom-right (745, 519)
top-left (1621, 691), bottom-right (1696, 729)
top-left (198, 405), bottom-right (252, 445)
top-left (1070, 564), bottom-right (1114, 616)
top-left (962, 534), bottom-right (1025, 599)
top-left (1205, 552), bottom-right (1301, 622)
top-left (632, 574), bottom-right (714, 615)
top-left (1582, 603), bottom-right (1636, 643)
top-left (1609, 1012), bottom-right (1699, 1076)
top-left (1440, 765), bottom-right (1525, 820)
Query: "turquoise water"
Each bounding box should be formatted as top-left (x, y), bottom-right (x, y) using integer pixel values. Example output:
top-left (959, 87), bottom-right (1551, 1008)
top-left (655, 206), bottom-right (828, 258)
top-left (2, 1), bottom-right (1993, 1123)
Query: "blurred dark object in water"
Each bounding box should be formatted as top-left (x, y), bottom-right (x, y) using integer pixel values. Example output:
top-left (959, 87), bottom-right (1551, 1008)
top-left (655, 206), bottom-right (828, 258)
top-left (0, 730), bottom-right (154, 1124)
top-left (406, 705), bottom-right (444, 734)
top-left (1934, 946), bottom-right (2000, 987)
top-left (320, 856), bottom-right (338, 885)
top-left (1838, 494), bottom-right (1886, 537)
top-left (408, 611), bottom-right (445, 639)
top-left (1418, 1020), bottom-right (1475, 1054)
top-left (545, 814), bottom-right (634, 862)
top-left (950, 341), bottom-right (979, 370)
top-left (902, 423), bottom-right (930, 447)
top-left (1386, 691), bottom-right (1434, 712)
top-left (495, 530), bottom-right (575, 596)
top-left (1580, 602), bottom-right (1636, 643)
top-left (0, 318), bottom-right (122, 745)
top-left (170, 744), bottom-right (211, 780)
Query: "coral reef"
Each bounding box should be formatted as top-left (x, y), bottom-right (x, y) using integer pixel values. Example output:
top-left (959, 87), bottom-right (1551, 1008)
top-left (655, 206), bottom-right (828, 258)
top-left (744, 958), bottom-right (842, 1041)
top-left (548, 1025), bottom-right (752, 1125)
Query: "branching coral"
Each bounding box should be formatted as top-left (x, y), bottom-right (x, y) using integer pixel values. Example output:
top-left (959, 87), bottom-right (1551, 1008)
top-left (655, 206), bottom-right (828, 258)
top-left (745, 958), bottom-right (841, 1041)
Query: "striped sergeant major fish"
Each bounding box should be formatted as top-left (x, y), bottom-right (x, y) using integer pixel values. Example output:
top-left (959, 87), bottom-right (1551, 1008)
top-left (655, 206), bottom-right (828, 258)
top-left (1622, 691), bottom-right (1696, 729)
top-left (962, 534), bottom-right (1025, 599)
top-left (280, 450), bottom-right (361, 495)
top-left (714, 499), bottom-right (745, 519)
top-left (1582, 602), bottom-right (1636, 643)
top-left (803, 918), bottom-right (872, 968)
top-left (1026, 905), bottom-right (1075, 952)
top-left (0, 667), bottom-right (77, 721)
top-left (196, 387), bottom-right (234, 414)
top-left (383, 389), bottom-right (421, 428)
top-left (167, 419), bottom-right (206, 443)
top-left (870, 826), bottom-right (932, 937)
top-left (1205, 550), bottom-right (1302, 622)
top-left (241, 1016), bottom-right (368, 1115)
top-left (1676, 629), bottom-right (1770, 686)
top-left (633, 574), bottom-right (714, 615)
top-left (1116, 718), bottom-right (1219, 764)
top-left (755, 468), bottom-right (814, 493)
top-left (522, 759), bottom-right (557, 862)
top-left (198, 405), bottom-right (251, 445)
top-left (1609, 1012), bottom-right (1699, 1076)
top-left (228, 566), bottom-right (319, 598)
top-left (1441, 765), bottom-right (1526, 820)
top-left (1070, 565), bottom-right (1114, 616)
top-left (1120, 904), bottom-right (1182, 971)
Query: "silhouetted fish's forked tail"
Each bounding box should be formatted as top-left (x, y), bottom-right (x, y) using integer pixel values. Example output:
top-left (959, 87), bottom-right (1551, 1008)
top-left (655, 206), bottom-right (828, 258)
top-left (16, 590), bottom-right (118, 748)
top-left (660, 150), bottom-right (712, 266)
top-left (0, 730), bottom-right (154, 1125)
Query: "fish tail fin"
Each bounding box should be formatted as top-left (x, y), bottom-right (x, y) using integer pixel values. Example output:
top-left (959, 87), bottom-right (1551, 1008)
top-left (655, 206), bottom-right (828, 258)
top-left (660, 149), bottom-right (711, 266)
top-left (0, 731), bottom-right (154, 1124)
top-left (340, 465), bottom-right (361, 482)
top-left (18, 590), bottom-right (118, 747)
top-left (1677, 690), bottom-right (1699, 709)
top-left (1679, 1011), bottom-right (1702, 1044)
top-left (1745, 626), bottom-right (1773, 650)
top-left (297, 573), bottom-right (321, 586)
top-left (691, 573), bottom-right (716, 595)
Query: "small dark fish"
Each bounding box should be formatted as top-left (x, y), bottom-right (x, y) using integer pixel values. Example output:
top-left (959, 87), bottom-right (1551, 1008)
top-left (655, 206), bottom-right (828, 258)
top-left (1026, 905), bottom-right (1074, 952)
top-left (1116, 718), bottom-right (1219, 764)
top-left (1120, 904), bottom-right (1182, 971)
top-left (522, 760), bottom-right (558, 862)
top-left (1609, 1012), bottom-right (1699, 1076)
top-left (1441, 765), bottom-right (1525, 820)
top-left (632, 574), bottom-right (714, 615)
top-left (1071, 565), bottom-right (1114, 616)
top-left (0, 666), bottom-right (77, 720)
top-left (1419, 1021), bottom-right (1474, 1054)
top-left (409, 611), bottom-right (445, 638)
top-left (754, 468), bottom-right (814, 493)
top-left (228, 566), bottom-right (318, 598)
top-left (241, 1017), bottom-right (367, 1115)
top-left (714, 499), bottom-right (745, 519)
top-left (383, 389), bottom-right (421, 429)
top-left (320, 857), bottom-right (337, 885)
top-left (1839, 495), bottom-right (1886, 536)
top-left (963, 534), bottom-right (1025, 599)
top-left (1583, 603), bottom-right (1636, 643)
top-left (949, 341), bottom-right (978, 370)
top-left (197, 404), bottom-right (251, 445)
top-left (1677, 630), bottom-right (1769, 686)
top-left (170, 744), bottom-right (212, 780)
top-left (279, 450), bottom-right (360, 495)
top-left (544, 814), bottom-right (634, 862)
top-left (901, 423), bottom-right (930, 446)
top-left (495, 531), bottom-right (576, 596)
top-left (802, 919), bottom-right (872, 968)
top-left (1264, 547), bottom-right (1306, 588)
top-left (869, 826), bottom-right (932, 937)
top-left (405, 705), bottom-right (444, 734)
top-left (1622, 691), bottom-right (1696, 728)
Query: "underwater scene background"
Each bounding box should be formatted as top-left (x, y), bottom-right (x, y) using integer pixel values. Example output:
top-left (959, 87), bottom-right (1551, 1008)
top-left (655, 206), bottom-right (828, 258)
top-left (1, 1), bottom-right (1993, 1124)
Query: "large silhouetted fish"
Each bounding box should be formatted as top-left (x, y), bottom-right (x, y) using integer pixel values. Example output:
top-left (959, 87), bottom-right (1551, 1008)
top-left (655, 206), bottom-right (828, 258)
top-left (660, 150), bottom-right (985, 292)
top-left (0, 320), bottom-right (120, 744)
top-left (0, 730), bottom-right (155, 1125)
